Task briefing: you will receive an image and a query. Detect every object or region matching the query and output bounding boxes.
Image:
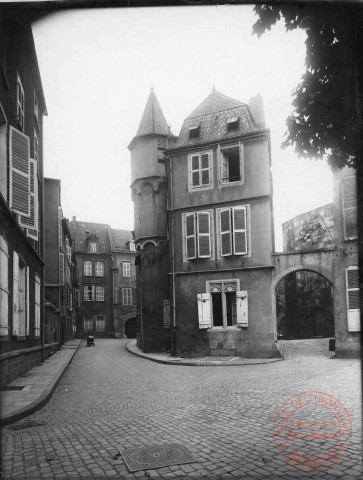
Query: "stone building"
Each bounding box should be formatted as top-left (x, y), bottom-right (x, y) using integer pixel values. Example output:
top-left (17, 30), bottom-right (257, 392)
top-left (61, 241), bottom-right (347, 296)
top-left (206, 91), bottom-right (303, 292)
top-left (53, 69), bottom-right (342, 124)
top-left (70, 219), bottom-right (136, 338)
top-left (44, 178), bottom-right (78, 350)
top-left (130, 88), bottom-right (278, 358)
top-left (0, 12), bottom-right (47, 386)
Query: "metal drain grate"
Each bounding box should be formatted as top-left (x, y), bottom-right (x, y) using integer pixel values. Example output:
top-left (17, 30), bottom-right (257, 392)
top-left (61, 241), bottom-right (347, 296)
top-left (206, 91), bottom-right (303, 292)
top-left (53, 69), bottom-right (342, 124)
top-left (121, 443), bottom-right (197, 472)
top-left (2, 385), bottom-right (25, 391)
top-left (8, 420), bottom-right (45, 431)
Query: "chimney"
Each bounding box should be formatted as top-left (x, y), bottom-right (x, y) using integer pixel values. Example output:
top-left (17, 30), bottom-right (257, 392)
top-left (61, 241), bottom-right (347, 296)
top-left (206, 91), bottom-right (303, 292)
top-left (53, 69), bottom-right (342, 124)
top-left (249, 93), bottom-right (265, 129)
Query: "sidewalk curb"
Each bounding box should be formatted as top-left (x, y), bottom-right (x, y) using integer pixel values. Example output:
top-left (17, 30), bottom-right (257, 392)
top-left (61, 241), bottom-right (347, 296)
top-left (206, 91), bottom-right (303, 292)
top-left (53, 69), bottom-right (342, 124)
top-left (126, 340), bottom-right (283, 367)
top-left (1, 341), bottom-right (81, 427)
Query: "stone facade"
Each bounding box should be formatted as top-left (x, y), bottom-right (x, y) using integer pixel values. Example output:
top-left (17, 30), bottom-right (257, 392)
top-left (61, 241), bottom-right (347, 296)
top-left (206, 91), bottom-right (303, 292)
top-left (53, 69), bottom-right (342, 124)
top-left (282, 204), bottom-right (334, 251)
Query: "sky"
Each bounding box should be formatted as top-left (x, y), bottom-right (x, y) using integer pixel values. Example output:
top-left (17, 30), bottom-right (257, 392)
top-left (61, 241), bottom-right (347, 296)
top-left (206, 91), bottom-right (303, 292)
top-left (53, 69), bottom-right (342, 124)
top-left (31, 5), bottom-right (334, 251)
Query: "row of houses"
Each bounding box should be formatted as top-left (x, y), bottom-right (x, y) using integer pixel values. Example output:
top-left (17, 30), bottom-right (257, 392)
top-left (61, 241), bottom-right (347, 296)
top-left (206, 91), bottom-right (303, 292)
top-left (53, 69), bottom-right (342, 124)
top-left (0, 13), bottom-right (136, 387)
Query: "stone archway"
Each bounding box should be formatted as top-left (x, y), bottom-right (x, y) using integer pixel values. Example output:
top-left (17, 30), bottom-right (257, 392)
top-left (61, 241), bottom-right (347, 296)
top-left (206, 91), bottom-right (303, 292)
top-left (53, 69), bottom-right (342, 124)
top-left (125, 317), bottom-right (137, 339)
top-left (272, 266), bottom-right (334, 340)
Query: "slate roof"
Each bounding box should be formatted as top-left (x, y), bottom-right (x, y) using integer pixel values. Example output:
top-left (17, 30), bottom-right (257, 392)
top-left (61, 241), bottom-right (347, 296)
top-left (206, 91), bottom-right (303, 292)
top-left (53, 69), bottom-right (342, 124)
top-left (73, 221), bottom-right (111, 254)
top-left (170, 89), bottom-right (261, 150)
top-left (110, 228), bottom-right (133, 252)
top-left (135, 88), bottom-right (170, 137)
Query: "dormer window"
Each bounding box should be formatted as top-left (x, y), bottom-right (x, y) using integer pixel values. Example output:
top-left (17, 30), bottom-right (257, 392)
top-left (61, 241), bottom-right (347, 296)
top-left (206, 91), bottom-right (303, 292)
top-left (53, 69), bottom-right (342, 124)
top-left (189, 125), bottom-right (200, 139)
top-left (129, 240), bottom-right (135, 252)
top-left (227, 117), bottom-right (239, 131)
top-left (90, 242), bottom-right (97, 253)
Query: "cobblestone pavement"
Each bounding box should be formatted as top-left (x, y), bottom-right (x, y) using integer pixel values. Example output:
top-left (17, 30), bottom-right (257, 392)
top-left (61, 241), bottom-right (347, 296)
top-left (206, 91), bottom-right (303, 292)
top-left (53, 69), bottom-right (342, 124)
top-left (1, 339), bottom-right (362, 479)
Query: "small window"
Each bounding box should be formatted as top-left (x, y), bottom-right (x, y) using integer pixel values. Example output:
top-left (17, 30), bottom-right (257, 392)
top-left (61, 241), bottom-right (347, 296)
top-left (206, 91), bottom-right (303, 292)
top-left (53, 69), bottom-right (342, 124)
top-left (227, 117), bottom-right (239, 131)
top-left (220, 145), bottom-right (241, 183)
top-left (189, 125), bottom-right (200, 139)
top-left (17, 73), bottom-right (25, 131)
top-left (95, 261), bottom-right (104, 277)
top-left (188, 151), bottom-right (211, 189)
top-left (84, 285), bottom-right (94, 301)
top-left (123, 262), bottom-right (131, 277)
top-left (129, 241), bottom-right (135, 251)
top-left (96, 315), bottom-right (105, 330)
top-left (95, 286), bottom-right (104, 302)
top-left (90, 242), bottom-right (97, 253)
top-left (122, 287), bottom-right (132, 305)
top-left (84, 315), bottom-right (93, 331)
top-left (83, 261), bottom-right (92, 276)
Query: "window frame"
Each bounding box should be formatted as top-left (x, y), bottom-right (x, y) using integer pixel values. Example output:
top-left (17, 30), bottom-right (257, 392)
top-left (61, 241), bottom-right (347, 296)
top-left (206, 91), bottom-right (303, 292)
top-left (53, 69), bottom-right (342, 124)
top-left (218, 142), bottom-right (244, 186)
top-left (217, 205), bottom-right (249, 258)
top-left (83, 260), bottom-right (92, 277)
top-left (122, 287), bottom-right (132, 306)
top-left (183, 210), bottom-right (213, 261)
top-left (34, 273), bottom-right (41, 338)
top-left (346, 266), bottom-right (360, 332)
top-left (0, 235), bottom-right (9, 336)
top-left (83, 285), bottom-right (94, 302)
top-left (122, 261), bottom-right (131, 277)
top-left (89, 242), bottom-right (97, 253)
top-left (95, 261), bottom-right (104, 277)
top-left (188, 150), bottom-right (213, 191)
top-left (95, 286), bottom-right (104, 302)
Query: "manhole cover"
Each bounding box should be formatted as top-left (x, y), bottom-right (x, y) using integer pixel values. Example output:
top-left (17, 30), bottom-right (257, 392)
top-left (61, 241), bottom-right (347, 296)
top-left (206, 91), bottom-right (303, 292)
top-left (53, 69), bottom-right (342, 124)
top-left (121, 443), bottom-right (197, 472)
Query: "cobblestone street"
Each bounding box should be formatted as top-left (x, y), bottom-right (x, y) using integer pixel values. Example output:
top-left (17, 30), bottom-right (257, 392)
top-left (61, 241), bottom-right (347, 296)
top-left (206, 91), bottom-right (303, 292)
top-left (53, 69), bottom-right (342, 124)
top-left (1, 339), bottom-right (362, 479)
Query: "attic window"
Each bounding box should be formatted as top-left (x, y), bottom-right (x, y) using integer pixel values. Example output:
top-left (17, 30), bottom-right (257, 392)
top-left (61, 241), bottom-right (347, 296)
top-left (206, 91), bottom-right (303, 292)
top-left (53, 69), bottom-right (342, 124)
top-left (227, 117), bottom-right (239, 131)
top-left (189, 125), bottom-right (200, 139)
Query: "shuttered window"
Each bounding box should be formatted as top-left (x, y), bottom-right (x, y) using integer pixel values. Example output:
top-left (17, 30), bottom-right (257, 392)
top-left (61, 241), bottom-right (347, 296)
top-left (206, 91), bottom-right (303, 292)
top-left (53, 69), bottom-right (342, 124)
top-left (12, 251), bottom-right (19, 335)
top-left (346, 267), bottom-right (360, 332)
top-left (0, 235), bottom-right (9, 336)
top-left (21, 158), bottom-right (38, 239)
top-left (184, 212), bottom-right (212, 260)
top-left (34, 274), bottom-right (41, 337)
top-left (218, 206), bottom-right (248, 256)
top-left (185, 213), bottom-right (196, 260)
top-left (343, 176), bottom-right (357, 240)
top-left (9, 126), bottom-right (30, 218)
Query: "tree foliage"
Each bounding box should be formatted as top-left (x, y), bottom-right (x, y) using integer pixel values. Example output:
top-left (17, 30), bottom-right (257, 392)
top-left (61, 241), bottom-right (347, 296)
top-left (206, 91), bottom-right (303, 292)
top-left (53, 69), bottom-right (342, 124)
top-left (253, 3), bottom-right (360, 169)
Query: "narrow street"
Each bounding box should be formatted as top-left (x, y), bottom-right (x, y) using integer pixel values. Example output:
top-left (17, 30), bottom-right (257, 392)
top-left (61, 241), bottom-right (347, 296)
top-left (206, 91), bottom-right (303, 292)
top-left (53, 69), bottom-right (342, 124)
top-left (1, 339), bottom-right (362, 479)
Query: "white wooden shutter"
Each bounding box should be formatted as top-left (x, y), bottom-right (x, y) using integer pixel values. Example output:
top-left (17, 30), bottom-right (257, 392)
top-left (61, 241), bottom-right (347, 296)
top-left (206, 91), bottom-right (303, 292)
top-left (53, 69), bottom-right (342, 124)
top-left (163, 300), bottom-right (171, 328)
top-left (197, 212), bottom-right (211, 258)
top-left (26, 266), bottom-right (30, 335)
top-left (12, 251), bottom-right (19, 335)
top-left (197, 293), bottom-right (212, 329)
top-left (0, 235), bottom-right (9, 336)
top-left (233, 206), bottom-right (247, 255)
top-left (185, 213), bottom-right (197, 260)
top-left (220, 209), bottom-right (232, 256)
top-left (24, 159), bottom-right (39, 239)
top-left (9, 126), bottom-right (30, 219)
top-left (346, 267), bottom-right (360, 332)
top-left (236, 291), bottom-right (248, 327)
top-left (343, 176), bottom-right (357, 240)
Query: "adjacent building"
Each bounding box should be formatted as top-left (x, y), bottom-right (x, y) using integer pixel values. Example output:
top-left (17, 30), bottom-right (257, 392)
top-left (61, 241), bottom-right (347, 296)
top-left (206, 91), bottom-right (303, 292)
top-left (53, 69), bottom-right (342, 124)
top-left (70, 218), bottom-right (136, 338)
top-left (131, 88), bottom-right (278, 358)
top-left (44, 178), bottom-right (78, 350)
top-left (0, 12), bottom-right (47, 385)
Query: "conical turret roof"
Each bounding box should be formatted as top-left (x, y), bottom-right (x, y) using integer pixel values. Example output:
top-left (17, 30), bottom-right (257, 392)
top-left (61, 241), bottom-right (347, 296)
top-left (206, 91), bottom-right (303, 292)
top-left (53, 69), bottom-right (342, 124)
top-left (135, 88), bottom-right (170, 137)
